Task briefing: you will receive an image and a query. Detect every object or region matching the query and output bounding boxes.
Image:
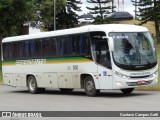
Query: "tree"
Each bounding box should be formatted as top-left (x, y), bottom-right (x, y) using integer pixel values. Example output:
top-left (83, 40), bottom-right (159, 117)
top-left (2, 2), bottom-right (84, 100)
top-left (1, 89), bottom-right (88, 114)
top-left (34, 0), bottom-right (66, 30)
top-left (34, 0), bottom-right (81, 31)
top-left (132, 0), bottom-right (160, 43)
top-left (0, 0), bottom-right (36, 38)
top-left (86, 0), bottom-right (114, 20)
top-left (56, 0), bottom-right (82, 30)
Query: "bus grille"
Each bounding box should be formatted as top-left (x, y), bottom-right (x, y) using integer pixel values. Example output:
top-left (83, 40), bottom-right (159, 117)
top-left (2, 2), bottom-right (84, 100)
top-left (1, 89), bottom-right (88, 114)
top-left (130, 75), bottom-right (150, 79)
top-left (126, 80), bottom-right (153, 86)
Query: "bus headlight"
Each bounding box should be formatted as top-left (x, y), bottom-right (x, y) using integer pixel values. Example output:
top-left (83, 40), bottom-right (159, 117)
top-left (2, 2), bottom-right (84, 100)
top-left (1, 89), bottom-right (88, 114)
top-left (150, 70), bottom-right (158, 78)
top-left (115, 71), bottom-right (129, 79)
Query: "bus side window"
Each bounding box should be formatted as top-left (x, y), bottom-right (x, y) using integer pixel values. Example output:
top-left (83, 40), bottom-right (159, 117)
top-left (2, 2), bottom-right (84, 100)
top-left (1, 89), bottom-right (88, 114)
top-left (8, 43), bottom-right (12, 59)
top-left (51, 37), bottom-right (58, 56)
top-left (57, 36), bottom-right (68, 56)
top-left (69, 36), bottom-right (74, 55)
top-left (42, 38), bottom-right (50, 57)
top-left (61, 36), bottom-right (68, 55)
top-left (69, 35), bottom-right (80, 55)
top-left (60, 38), bottom-right (65, 55)
top-left (24, 41), bottom-right (29, 58)
top-left (3, 43), bottom-right (13, 60)
top-left (73, 35), bottom-right (79, 55)
top-left (79, 34), bottom-right (87, 54)
top-left (13, 42), bottom-right (18, 59)
top-left (56, 37), bottom-right (61, 56)
top-left (90, 31), bottom-right (111, 69)
top-left (29, 40), bottom-right (35, 58)
top-left (69, 34), bottom-right (88, 56)
top-left (3, 43), bottom-right (8, 60)
top-left (17, 42), bottom-right (23, 59)
top-left (35, 39), bottom-right (42, 58)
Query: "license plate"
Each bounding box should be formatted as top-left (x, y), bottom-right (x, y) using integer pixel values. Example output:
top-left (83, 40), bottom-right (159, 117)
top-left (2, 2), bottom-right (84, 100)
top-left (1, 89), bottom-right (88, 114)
top-left (137, 80), bottom-right (146, 85)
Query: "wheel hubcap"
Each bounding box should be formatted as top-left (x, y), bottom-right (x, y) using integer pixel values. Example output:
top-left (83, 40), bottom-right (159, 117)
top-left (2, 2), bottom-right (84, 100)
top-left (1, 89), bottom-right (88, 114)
top-left (86, 81), bottom-right (94, 92)
top-left (29, 79), bottom-right (35, 91)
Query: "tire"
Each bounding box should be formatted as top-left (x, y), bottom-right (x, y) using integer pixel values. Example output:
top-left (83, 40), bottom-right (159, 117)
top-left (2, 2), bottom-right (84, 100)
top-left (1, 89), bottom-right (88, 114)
top-left (84, 76), bottom-right (100, 97)
top-left (28, 76), bottom-right (39, 94)
top-left (121, 88), bottom-right (134, 94)
top-left (60, 88), bottom-right (74, 92)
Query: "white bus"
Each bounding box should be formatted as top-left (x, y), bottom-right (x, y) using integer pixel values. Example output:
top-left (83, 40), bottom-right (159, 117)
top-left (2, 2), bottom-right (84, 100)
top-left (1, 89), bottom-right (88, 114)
top-left (1, 24), bottom-right (158, 96)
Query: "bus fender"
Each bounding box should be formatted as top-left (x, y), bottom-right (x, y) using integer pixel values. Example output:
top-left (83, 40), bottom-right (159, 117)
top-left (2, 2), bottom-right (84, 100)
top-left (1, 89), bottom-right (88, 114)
top-left (80, 73), bottom-right (100, 89)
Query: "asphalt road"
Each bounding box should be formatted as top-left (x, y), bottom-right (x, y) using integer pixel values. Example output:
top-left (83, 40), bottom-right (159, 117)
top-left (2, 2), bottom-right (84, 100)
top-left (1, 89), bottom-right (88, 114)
top-left (0, 85), bottom-right (160, 120)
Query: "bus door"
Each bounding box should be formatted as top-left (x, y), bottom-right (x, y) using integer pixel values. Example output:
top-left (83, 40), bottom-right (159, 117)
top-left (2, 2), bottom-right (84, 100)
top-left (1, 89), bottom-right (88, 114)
top-left (91, 35), bottom-right (113, 89)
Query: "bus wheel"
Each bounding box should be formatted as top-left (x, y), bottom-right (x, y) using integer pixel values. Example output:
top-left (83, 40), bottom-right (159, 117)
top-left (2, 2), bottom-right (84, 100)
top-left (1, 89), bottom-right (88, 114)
top-left (84, 76), bottom-right (100, 97)
top-left (60, 88), bottom-right (74, 92)
top-left (28, 76), bottom-right (38, 94)
top-left (121, 88), bottom-right (134, 94)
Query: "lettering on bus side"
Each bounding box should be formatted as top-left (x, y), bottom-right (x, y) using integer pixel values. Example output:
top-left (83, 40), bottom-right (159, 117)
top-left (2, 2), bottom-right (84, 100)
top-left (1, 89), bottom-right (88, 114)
top-left (67, 66), bottom-right (71, 70)
top-left (130, 72), bottom-right (150, 76)
top-left (73, 65), bottom-right (78, 70)
top-left (16, 59), bottom-right (46, 65)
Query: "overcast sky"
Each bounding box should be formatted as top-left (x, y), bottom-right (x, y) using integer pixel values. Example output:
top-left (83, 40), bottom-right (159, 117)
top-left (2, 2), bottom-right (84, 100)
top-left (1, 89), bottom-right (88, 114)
top-left (78, 0), bottom-right (135, 16)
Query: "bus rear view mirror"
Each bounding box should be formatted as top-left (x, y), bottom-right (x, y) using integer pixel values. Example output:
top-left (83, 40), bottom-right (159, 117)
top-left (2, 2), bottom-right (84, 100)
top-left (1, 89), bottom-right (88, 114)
top-left (108, 37), bottom-right (114, 52)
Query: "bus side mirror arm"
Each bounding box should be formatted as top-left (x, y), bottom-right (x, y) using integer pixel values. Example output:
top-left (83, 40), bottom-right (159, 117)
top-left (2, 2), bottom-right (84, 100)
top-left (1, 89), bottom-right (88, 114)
top-left (108, 37), bottom-right (114, 52)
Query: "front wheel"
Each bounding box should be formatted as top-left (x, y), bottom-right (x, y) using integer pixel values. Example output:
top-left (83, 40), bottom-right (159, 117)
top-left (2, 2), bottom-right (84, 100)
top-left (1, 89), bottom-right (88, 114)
top-left (84, 76), bottom-right (100, 97)
top-left (28, 76), bottom-right (38, 94)
top-left (121, 88), bottom-right (134, 94)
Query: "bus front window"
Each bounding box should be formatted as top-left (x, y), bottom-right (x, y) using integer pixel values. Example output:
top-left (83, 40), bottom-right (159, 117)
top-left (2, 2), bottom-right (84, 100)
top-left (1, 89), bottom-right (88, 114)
top-left (110, 32), bottom-right (157, 70)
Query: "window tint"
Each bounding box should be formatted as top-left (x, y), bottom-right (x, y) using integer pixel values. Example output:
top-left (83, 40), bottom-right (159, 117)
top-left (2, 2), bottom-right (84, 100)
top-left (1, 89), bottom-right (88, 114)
top-left (90, 31), bottom-right (111, 69)
top-left (29, 40), bottom-right (35, 58)
top-left (24, 41), bottom-right (29, 58)
top-left (35, 40), bottom-right (42, 58)
top-left (50, 38), bottom-right (58, 56)
top-left (23, 40), bottom-right (35, 58)
top-left (8, 43), bottom-right (12, 59)
top-left (70, 35), bottom-right (79, 55)
top-left (42, 38), bottom-right (50, 57)
top-left (3, 43), bottom-right (12, 60)
top-left (13, 42), bottom-right (18, 59)
top-left (56, 36), bottom-right (68, 56)
top-left (69, 34), bottom-right (87, 55)
top-left (2, 33), bottom-right (89, 60)
top-left (17, 42), bottom-right (23, 59)
top-left (79, 34), bottom-right (87, 54)
top-left (3, 43), bottom-right (9, 59)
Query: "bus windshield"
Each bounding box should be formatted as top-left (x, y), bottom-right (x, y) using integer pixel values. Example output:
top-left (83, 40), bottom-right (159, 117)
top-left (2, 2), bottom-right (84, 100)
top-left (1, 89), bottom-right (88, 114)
top-left (110, 32), bottom-right (157, 70)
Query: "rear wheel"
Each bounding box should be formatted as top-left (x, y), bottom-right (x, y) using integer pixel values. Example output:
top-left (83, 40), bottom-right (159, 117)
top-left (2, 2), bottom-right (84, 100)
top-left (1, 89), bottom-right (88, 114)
top-left (84, 76), bottom-right (100, 97)
top-left (121, 88), bottom-right (134, 94)
top-left (60, 88), bottom-right (74, 92)
top-left (28, 76), bottom-right (38, 94)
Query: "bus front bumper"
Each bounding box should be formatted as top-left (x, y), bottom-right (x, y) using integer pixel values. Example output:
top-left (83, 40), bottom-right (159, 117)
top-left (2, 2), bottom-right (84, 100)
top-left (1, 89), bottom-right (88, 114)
top-left (113, 75), bottom-right (158, 89)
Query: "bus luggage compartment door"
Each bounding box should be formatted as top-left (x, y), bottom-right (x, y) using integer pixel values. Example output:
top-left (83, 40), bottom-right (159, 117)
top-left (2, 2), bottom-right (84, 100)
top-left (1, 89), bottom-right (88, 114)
top-left (44, 73), bottom-right (58, 88)
top-left (3, 74), bottom-right (14, 86)
top-left (57, 73), bottom-right (73, 88)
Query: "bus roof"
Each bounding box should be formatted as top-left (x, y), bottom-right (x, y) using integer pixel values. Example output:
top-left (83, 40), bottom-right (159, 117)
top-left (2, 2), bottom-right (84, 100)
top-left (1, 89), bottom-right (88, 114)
top-left (2, 24), bottom-right (148, 43)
